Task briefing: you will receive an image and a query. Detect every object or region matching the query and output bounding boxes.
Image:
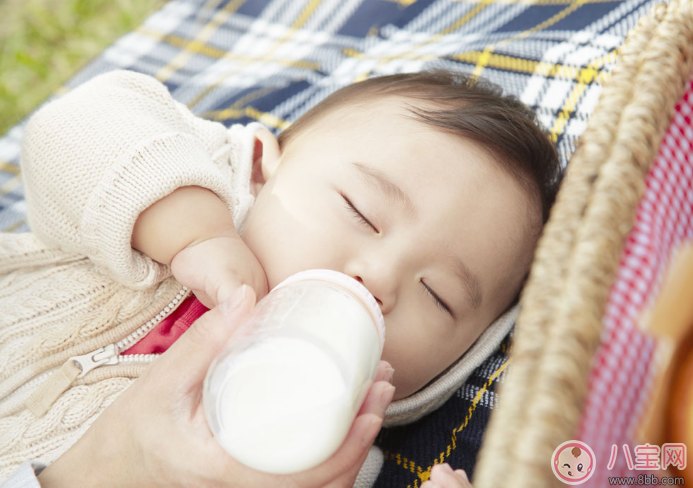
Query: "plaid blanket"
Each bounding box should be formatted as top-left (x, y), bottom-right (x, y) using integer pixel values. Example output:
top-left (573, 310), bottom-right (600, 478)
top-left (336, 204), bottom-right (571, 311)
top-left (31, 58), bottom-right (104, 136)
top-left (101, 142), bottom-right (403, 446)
top-left (0, 0), bottom-right (660, 485)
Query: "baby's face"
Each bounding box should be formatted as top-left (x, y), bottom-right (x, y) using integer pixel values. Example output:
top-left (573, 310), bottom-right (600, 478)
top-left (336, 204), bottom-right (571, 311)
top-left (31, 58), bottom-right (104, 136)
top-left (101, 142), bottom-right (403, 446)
top-left (556, 448), bottom-right (592, 480)
top-left (241, 97), bottom-right (537, 399)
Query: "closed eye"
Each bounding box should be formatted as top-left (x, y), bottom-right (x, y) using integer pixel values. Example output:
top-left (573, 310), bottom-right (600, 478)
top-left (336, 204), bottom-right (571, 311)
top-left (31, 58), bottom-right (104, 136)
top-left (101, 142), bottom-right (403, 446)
top-left (341, 193), bottom-right (378, 233)
top-left (341, 191), bottom-right (452, 319)
top-left (421, 280), bottom-right (453, 317)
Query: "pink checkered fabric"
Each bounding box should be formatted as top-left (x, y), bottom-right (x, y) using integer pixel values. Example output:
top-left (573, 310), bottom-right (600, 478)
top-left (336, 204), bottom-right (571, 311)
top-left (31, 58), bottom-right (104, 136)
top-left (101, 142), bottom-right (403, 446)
top-left (577, 74), bottom-right (693, 486)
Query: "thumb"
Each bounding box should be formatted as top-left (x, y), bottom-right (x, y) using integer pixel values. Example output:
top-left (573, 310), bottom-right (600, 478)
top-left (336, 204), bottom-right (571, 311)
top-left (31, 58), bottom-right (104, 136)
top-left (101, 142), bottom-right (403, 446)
top-left (157, 285), bottom-right (257, 387)
top-left (214, 277), bottom-right (243, 308)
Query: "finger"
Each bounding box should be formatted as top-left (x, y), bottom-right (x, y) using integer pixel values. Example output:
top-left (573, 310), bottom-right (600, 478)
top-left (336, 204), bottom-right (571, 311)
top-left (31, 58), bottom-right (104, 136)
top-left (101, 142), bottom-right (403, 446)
top-left (455, 469), bottom-right (471, 486)
top-left (431, 463), bottom-right (453, 476)
top-left (322, 365), bottom-right (394, 488)
top-left (213, 276), bottom-right (244, 308)
top-left (305, 380), bottom-right (395, 484)
top-left (430, 464), bottom-right (472, 487)
top-left (154, 285), bottom-right (256, 387)
top-left (192, 289), bottom-right (215, 310)
top-left (333, 413), bottom-right (383, 479)
top-left (357, 380), bottom-right (395, 420)
top-left (356, 361), bottom-right (394, 418)
top-left (373, 360), bottom-right (395, 384)
top-left (327, 379), bottom-right (395, 486)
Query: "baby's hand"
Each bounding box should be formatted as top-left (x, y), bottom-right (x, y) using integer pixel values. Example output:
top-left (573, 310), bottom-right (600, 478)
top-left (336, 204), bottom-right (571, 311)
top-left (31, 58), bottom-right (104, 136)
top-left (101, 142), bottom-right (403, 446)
top-left (421, 463), bottom-right (473, 488)
top-left (170, 233), bottom-right (269, 309)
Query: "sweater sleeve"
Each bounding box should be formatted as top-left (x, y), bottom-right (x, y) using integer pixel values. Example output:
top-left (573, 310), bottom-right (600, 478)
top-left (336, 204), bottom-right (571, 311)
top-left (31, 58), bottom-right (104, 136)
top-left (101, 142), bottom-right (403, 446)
top-left (0, 461), bottom-right (45, 488)
top-left (19, 69), bottom-right (239, 289)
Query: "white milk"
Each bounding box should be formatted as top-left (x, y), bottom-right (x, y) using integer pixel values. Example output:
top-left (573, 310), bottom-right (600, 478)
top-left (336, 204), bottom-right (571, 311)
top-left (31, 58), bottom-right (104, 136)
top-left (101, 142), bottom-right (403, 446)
top-left (203, 269), bottom-right (385, 474)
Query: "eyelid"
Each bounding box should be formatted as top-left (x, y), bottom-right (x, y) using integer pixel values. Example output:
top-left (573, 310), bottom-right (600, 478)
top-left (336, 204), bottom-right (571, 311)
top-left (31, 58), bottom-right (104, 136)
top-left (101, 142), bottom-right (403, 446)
top-left (341, 193), bottom-right (379, 232)
top-left (340, 190), bottom-right (453, 319)
top-left (421, 280), bottom-right (453, 317)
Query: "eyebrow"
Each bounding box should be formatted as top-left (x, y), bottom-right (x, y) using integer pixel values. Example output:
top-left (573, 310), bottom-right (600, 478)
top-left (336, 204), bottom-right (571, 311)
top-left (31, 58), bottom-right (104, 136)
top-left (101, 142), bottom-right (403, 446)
top-left (350, 162), bottom-right (417, 220)
top-left (349, 161), bottom-right (483, 311)
top-left (449, 253), bottom-right (483, 310)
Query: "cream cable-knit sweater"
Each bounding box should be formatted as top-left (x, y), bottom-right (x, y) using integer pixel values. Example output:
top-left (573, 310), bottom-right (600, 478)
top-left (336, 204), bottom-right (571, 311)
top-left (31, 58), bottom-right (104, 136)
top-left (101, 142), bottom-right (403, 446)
top-left (0, 70), bottom-right (518, 487)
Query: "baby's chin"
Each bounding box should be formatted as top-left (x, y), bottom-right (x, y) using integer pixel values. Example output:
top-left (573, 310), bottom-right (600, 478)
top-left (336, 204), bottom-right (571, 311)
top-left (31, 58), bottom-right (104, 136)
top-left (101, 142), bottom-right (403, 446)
top-left (257, 259), bottom-right (282, 294)
top-left (237, 234), bottom-right (274, 291)
top-left (261, 266), bottom-right (279, 294)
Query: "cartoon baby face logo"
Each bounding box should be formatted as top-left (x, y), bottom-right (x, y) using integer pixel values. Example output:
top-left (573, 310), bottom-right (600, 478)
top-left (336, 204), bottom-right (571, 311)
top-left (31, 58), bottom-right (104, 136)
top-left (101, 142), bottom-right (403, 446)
top-left (552, 440), bottom-right (596, 485)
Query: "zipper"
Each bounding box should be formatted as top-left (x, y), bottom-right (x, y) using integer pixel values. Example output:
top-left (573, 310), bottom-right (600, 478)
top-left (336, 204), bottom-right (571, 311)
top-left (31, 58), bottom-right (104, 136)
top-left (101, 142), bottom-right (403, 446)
top-left (113, 285), bottom-right (190, 354)
top-left (23, 286), bottom-right (189, 417)
top-left (69, 284), bottom-right (190, 376)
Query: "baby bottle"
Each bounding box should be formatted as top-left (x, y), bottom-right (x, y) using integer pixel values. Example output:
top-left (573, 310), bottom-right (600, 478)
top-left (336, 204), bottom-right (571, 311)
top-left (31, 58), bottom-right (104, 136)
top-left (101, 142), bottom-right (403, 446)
top-left (203, 269), bottom-right (385, 474)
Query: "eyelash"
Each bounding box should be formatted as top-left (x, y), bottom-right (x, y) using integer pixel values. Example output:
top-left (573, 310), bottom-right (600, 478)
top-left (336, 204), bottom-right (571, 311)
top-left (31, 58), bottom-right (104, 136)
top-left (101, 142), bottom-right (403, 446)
top-left (341, 192), bottom-right (452, 318)
top-left (341, 193), bottom-right (379, 232)
top-left (421, 280), bottom-right (453, 317)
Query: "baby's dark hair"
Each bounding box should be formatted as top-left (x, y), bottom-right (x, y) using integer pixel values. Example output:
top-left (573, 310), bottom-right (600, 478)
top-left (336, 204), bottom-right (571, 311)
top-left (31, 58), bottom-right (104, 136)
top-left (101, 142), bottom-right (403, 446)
top-left (278, 70), bottom-right (563, 228)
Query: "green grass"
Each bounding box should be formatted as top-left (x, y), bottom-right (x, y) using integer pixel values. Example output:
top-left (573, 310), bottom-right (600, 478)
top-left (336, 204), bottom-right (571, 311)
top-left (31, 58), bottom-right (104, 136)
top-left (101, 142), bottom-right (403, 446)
top-left (0, 0), bottom-right (166, 136)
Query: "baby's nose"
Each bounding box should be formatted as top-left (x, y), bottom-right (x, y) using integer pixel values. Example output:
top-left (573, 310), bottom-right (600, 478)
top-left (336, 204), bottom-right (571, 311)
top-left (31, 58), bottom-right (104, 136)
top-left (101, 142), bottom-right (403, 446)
top-left (353, 275), bottom-right (384, 308)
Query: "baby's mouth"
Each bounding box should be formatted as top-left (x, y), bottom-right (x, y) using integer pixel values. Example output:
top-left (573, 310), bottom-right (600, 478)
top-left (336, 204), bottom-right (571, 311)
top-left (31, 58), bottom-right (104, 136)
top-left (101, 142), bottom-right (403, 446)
top-left (568, 471), bottom-right (573, 477)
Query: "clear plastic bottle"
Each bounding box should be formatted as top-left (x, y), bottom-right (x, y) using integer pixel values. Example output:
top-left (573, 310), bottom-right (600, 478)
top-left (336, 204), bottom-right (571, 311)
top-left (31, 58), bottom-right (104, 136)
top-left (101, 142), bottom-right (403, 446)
top-left (203, 269), bottom-right (385, 474)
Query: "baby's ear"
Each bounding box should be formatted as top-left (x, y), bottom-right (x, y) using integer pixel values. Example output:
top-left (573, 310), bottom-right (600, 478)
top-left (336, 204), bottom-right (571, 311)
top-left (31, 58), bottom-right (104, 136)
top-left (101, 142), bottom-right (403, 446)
top-left (251, 129), bottom-right (281, 194)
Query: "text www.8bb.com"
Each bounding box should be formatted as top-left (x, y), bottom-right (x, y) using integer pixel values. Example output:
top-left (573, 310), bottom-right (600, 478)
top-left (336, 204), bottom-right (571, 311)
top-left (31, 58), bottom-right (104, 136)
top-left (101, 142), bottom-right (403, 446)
top-left (608, 474), bottom-right (685, 485)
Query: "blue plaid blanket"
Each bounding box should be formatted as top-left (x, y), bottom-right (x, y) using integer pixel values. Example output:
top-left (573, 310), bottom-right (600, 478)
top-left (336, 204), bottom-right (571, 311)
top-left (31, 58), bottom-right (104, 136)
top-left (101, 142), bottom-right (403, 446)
top-left (0, 0), bottom-right (659, 485)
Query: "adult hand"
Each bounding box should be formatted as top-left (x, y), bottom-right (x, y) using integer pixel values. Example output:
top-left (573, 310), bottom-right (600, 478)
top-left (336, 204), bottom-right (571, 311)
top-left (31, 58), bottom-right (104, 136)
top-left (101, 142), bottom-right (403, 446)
top-left (38, 285), bottom-right (395, 488)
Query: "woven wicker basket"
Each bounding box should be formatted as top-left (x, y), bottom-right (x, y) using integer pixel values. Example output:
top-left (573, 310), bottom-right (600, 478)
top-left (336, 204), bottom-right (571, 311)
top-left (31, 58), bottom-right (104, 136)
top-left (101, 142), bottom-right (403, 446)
top-left (473, 1), bottom-right (693, 486)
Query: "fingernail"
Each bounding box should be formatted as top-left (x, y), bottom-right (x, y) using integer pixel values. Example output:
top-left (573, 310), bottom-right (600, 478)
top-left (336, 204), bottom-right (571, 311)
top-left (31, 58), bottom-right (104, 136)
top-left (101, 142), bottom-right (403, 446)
top-left (221, 285), bottom-right (248, 316)
top-left (385, 367), bottom-right (395, 383)
top-left (361, 417), bottom-right (383, 448)
top-left (380, 384), bottom-right (395, 411)
top-left (441, 463), bottom-right (453, 473)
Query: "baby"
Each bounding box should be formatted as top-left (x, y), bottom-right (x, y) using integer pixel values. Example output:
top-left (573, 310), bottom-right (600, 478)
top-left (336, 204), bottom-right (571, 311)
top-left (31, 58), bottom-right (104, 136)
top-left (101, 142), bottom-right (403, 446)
top-left (0, 68), bottom-right (560, 486)
top-left (140, 69), bottom-right (560, 400)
